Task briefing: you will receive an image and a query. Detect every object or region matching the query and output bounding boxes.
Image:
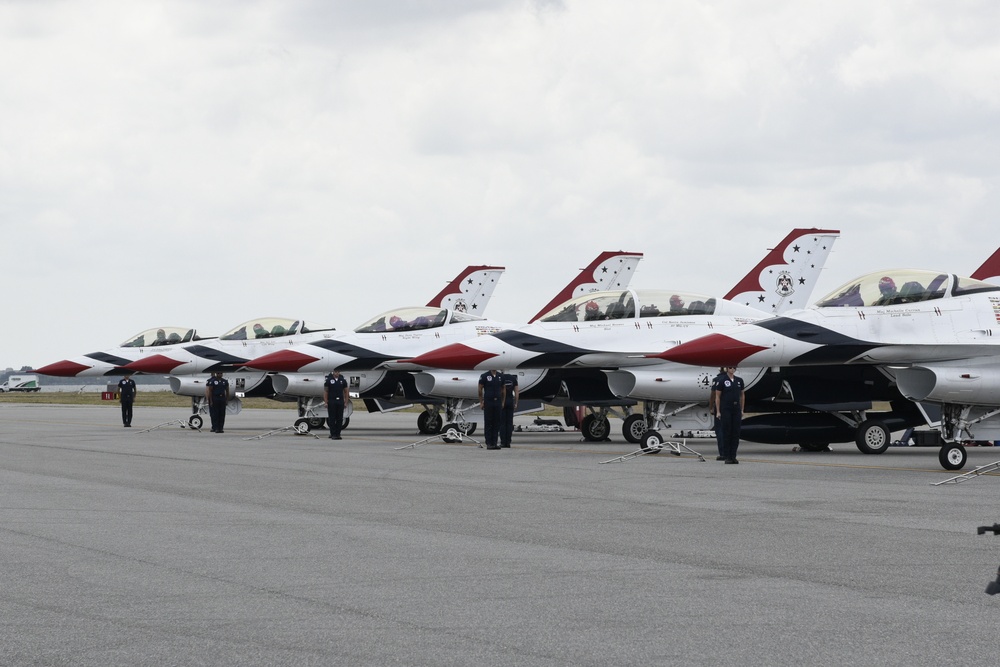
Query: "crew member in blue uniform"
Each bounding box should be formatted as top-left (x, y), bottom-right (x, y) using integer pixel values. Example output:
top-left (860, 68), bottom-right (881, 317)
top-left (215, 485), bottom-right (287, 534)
top-left (117, 372), bottom-right (137, 427)
top-left (500, 372), bottom-right (519, 448)
top-left (708, 367), bottom-right (727, 460)
top-left (323, 369), bottom-right (350, 440)
top-left (205, 371), bottom-right (230, 433)
top-left (713, 366), bottom-right (745, 464)
top-left (478, 369), bottom-right (506, 450)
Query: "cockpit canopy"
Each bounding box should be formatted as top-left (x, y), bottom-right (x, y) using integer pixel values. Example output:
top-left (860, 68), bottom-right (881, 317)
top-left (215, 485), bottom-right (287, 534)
top-left (121, 326), bottom-right (198, 348)
top-left (218, 317), bottom-right (332, 341)
top-left (536, 289), bottom-right (744, 322)
top-left (816, 270), bottom-right (1000, 308)
top-left (355, 307), bottom-right (479, 333)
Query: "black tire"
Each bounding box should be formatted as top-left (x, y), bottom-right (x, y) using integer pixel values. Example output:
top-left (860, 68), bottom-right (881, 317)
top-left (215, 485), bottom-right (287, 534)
top-left (341, 418), bottom-right (350, 430)
top-left (855, 419), bottom-right (891, 455)
top-left (640, 430), bottom-right (664, 454)
top-left (188, 415), bottom-right (203, 430)
top-left (798, 442), bottom-right (830, 452)
top-left (939, 444), bottom-right (967, 471)
top-left (307, 417), bottom-right (325, 429)
top-left (464, 423), bottom-right (476, 436)
top-left (622, 414), bottom-right (647, 444)
top-left (294, 418), bottom-right (311, 434)
top-left (581, 414), bottom-right (611, 442)
top-left (417, 411), bottom-right (443, 434)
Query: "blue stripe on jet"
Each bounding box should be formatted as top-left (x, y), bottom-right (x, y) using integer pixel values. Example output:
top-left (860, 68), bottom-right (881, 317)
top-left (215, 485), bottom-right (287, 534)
top-left (492, 330), bottom-right (598, 368)
top-left (307, 339), bottom-right (405, 369)
top-left (184, 345), bottom-right (250, 365)
top-left (756, 317), bottom-right (884, 364)
top-left (85, 352), bottom-right (133, 366)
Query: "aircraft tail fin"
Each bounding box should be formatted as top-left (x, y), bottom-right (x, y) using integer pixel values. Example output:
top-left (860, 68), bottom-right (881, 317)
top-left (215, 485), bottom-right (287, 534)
top-left (971, 247), bottom-right (1000, 284)
top-left (426, 265), bottom-right (505, 315)
top-left (724, 228), bottom-right (839, 314)
top-left (528, 251), bottom-right (643, 323)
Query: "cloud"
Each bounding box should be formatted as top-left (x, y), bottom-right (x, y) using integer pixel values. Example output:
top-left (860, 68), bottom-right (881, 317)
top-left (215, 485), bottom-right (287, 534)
top-left (1, 0), bottom-right (999, 369)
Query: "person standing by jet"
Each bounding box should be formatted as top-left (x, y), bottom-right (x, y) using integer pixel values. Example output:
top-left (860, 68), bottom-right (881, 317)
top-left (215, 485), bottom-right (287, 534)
top-left (323, 369), bottom-right (350, 440)
top-left (713, 366), bottom-right (745, 464)
top-left (500, 372), bottom-right (519, 448)
top-left (708, 367), bottom-right (727, 460)
top-left (205, 371), bottom-right (230, 433)
top-left (479, 369), bottom-right (505, 450)
top-left (117, 372), bottom-right (137, 427)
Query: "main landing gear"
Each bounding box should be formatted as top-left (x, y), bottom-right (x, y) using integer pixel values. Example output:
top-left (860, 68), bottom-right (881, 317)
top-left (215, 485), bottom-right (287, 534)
top-left (293, 398), bottom-right (351, 434)
top-left (417, 400), bottom-right (479, 439)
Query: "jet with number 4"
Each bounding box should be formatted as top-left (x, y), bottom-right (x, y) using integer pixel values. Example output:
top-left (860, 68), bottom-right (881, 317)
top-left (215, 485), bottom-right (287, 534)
top-left (656, 264), bottom-right (1000, 470)
top-left (403, 229), bottom-right (840, 446)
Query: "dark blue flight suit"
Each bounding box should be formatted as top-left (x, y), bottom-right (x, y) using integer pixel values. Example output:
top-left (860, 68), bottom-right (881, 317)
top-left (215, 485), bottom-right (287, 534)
top-left (715, 372), bottom-right (745, 463)
top-left (118, 376), bottom-right (137, 427)
top-left (500, 373), bottom-right (519, 448)
top-left (206, 375), bottom-right (230, 433)
top-left (324, 372), bottom-right (350, 440)
top-left (709, 371), bottom-right (727, 459)
top-left (479, 370), bottom-right (505, 450)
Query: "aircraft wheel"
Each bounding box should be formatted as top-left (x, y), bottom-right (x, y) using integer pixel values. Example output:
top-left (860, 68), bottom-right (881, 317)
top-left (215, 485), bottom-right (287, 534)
top-left (417, 411), bottom-right (443, 435)
top-left (188, 415), bottom-right (203, 430)
top-left (308, 417), bottom-right (325, 429)
top-left (464, 423), bottom-right (476, 435)
top-left (939, 444), bottom-right (967, 471)
top-left (855, 419), bottom-right (891, 455)
top-left (622, 414), bottom-right (647, 444)
top-left (640, 430), bottom-right (664, 454)
top-left (581, 414), bottom-right (611, 442)
top-left (294, 419), bottom-right (311, 435)
top-left (798, 442), bottom-right (830, 452)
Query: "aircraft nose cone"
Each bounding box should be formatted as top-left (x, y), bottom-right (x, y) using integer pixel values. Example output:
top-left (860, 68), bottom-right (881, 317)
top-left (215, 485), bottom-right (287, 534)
top-left (36, 360), bottom-right (92, 377)
top-left (651, 333), bottom-right (769, 367)
top-left (123, 354), bottom-right (186, 374)
top-left (244, 350), bottom-right (320, 372)
top-left (408, 344), bottom-right (499, 370)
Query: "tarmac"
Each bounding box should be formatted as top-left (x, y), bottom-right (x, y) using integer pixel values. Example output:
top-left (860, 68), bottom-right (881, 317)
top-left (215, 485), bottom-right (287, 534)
top-left (0, 403), bottom-right (998, 666)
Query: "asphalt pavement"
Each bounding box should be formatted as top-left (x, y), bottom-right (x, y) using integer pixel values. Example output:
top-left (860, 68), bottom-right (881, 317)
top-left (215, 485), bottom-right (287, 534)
top-left (0, 403), bottom-right (998, 666)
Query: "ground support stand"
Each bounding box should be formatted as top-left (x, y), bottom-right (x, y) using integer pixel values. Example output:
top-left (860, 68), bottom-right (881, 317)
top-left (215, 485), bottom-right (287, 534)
top-left (932, 460), bottom-right (1000, 486)
top-left (139, 419), bottom-right (200, 433)
top-left (244, 425), bottom-right (321, 441)
top-left (396, 427), bottom-right (484, 450)
top-left (600, 438), bottom-right (705, 464)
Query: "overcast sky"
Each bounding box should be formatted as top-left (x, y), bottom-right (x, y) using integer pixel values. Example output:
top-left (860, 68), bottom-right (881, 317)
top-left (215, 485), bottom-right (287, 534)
top-left (3, 0), bottom-right (999, 370)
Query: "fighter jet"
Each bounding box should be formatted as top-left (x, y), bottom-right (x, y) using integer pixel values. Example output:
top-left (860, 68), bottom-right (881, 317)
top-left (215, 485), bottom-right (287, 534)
top-left (268, 264), bottom-right (509, 433)
top-left (655, 268), bottom-right (1000, 469)
top-left (404, 229), bottom-right (840, 444)
top-left (36, 326), bottom-right (206, 378)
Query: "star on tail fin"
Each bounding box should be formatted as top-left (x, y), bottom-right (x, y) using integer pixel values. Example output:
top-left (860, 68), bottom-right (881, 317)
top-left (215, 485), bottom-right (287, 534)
top-left (528, 251), bottom-right (643, 323)
top-left (724, 229), bottom-right (839, 314)
top-left (426, 265), bottom-right (505, 316)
